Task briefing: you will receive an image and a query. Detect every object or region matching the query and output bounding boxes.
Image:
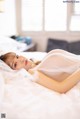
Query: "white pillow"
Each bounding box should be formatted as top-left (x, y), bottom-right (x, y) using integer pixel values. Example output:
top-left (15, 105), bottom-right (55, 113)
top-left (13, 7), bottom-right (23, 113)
top-left (0, 36), bottom-right (27, 52)
top-left (0, 60), bottom-right (13, 72)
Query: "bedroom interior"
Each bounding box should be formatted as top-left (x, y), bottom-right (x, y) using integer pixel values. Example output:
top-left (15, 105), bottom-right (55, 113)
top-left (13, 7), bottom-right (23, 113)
top-left (0, 0), bottom-right (80, 119)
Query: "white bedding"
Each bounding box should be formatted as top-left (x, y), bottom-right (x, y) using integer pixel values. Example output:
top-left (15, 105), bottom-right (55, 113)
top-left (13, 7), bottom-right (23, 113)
top-left (0, 51), bottom-right (80, 119)
top-left (0, 36), bottom-right (27, 53)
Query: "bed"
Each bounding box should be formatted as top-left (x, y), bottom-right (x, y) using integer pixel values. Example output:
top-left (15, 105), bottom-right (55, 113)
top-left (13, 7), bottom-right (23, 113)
top-left (0, 36), bottom-right (80, 119)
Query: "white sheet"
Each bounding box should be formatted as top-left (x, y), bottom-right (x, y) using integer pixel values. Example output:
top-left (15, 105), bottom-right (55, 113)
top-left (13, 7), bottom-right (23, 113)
top-left (0, 52), bottom-right (80, 119)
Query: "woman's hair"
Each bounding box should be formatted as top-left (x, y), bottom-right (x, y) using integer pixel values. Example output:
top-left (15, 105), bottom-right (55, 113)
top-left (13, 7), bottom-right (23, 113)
top-left (0, 52), bottom-right (15, 62)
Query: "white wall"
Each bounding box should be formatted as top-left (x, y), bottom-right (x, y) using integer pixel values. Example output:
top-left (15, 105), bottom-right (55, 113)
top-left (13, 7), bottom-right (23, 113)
top-left (0, 0), bottom-right (16, 36)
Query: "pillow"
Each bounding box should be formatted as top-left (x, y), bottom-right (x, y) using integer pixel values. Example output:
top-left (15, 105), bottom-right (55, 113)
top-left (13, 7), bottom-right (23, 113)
top-left (0, 60), bottom-right (13, 72)
top-left (0, 60), bottom-right (34, 83)
top-left (46, 38), bottom-right (68, 52)
top-left (0, 36), bottom-right (27, 52)
top-left (68, 41), bottom-right (80, 55)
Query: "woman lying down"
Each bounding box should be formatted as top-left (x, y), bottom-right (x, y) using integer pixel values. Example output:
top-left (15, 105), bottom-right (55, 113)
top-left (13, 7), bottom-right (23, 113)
top-left (0, 49), bottom-right (80, 93)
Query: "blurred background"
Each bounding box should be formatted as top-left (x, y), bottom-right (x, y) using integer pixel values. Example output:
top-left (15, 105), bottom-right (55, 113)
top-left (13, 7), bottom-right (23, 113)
top-left (0, 0), bottom-right (80, 54)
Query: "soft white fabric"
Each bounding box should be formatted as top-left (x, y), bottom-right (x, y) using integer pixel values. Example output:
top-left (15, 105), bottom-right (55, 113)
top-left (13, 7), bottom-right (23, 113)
top-left (32, 49), bottom-right (80, 81)
top-left (0, 67), bottom-right (80, 119)
top-left (0, 73), bottom-right (5, 104)
top-left (0, 36), bottom-right (27, 53)
top-left (0, 60), bottom-right (13, 72)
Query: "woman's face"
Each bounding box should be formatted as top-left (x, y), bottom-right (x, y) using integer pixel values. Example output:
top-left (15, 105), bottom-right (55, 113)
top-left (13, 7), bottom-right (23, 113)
top-left (6, 53), bottom-right (33, 71)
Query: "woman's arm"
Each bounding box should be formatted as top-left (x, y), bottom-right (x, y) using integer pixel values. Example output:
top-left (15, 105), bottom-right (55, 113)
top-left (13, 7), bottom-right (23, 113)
top-left (36, 69), bottom-right (80, 93)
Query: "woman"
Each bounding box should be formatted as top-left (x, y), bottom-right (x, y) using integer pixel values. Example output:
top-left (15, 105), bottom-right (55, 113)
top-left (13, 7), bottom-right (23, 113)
top-left (0, 49), bottom-right (80, 93)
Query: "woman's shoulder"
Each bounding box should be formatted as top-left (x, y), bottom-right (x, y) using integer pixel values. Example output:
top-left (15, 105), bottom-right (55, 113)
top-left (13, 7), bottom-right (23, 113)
top-left (46, 49), bottom-right (77, 59)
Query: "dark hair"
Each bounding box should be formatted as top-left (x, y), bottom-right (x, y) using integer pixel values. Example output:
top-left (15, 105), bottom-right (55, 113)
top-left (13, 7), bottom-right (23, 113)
top-left (0, 52), bottom-right (15, 62)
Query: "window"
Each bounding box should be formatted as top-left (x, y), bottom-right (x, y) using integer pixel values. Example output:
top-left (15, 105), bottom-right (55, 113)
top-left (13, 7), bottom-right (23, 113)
top-left (74, 2), bottom-right (80, 15)
top-left (21, 0), bottom-right (80, 32)
top-left (21, 0), bottom-right (67, 31)
top-left (70, 2), bottom-right (80, 31)
top-left (22, 0), bottom-right (43, 31)
top-left (45, 0), bottom-right (67, 31)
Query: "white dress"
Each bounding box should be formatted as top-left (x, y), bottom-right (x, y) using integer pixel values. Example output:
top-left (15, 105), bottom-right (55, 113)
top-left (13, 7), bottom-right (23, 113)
top-left (31, 49), bottom-right (80, 82)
